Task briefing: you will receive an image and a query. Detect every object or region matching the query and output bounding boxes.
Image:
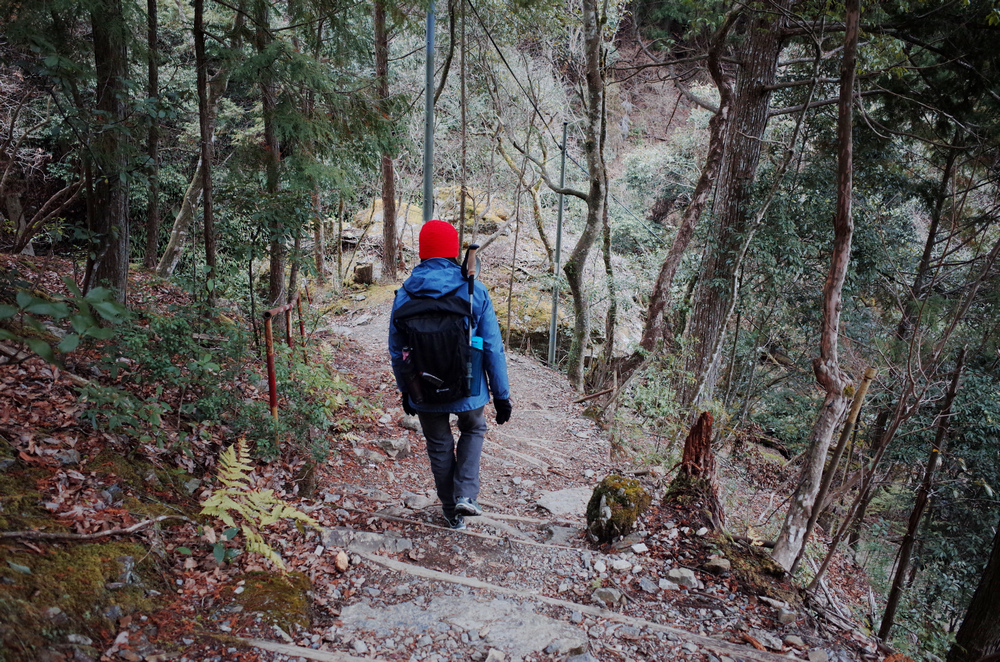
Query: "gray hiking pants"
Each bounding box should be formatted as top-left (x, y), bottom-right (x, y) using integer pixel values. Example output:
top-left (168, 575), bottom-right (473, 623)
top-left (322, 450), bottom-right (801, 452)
top-left (418, 406), bottom-right (487, 515)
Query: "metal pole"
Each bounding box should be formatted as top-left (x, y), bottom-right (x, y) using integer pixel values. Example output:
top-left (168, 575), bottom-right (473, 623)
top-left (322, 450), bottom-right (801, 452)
top-left (547, 121), bottom-right (568, 366)
top-left (422, 0), bottom-right (436, 223)
top-left (265, 317), bottom-right (278, 421)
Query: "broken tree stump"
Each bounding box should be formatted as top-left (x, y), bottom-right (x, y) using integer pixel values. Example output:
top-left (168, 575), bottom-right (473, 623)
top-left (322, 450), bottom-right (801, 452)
top-left (665, 411), bottom-right (726, 530)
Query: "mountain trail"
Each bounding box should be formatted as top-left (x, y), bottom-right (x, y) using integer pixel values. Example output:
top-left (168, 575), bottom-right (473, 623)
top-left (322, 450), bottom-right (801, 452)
top-left (235, 293), bottom-right (868, 662)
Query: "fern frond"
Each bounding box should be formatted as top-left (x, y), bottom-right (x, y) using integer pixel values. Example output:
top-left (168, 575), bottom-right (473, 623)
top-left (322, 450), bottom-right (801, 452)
top-left (217, 439), bottom-right (254, 488)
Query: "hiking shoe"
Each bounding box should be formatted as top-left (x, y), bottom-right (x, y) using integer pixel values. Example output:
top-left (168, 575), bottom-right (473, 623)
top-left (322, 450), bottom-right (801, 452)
top-left (446, 513), bottom-right (467, 530)
top-left (455, 497), bottom-right (483, 516)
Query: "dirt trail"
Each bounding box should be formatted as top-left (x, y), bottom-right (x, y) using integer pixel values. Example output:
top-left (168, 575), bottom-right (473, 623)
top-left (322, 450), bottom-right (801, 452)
top-left (230, 296), bottom-right (859, 662)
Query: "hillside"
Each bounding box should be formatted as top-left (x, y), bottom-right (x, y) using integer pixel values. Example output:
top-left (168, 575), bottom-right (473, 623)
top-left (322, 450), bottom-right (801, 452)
top-left (0, 254), bottom-right (886, 662)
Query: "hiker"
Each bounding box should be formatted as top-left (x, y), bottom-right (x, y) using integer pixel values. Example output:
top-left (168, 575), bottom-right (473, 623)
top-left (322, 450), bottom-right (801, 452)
top-left (388, 220), bottom-right (512, 530)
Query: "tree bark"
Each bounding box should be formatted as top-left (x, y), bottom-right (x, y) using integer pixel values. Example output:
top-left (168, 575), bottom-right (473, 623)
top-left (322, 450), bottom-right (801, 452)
top-left (155, 158), bottom-right (204, 278)
top-left (679, 0), bottom-right (793, 406)
top-left (563, 0), bottom-right (608, 391)
top-left (155, 60), bottom-right (231, 278)
top-left (194, 0), bottom-right (217, 305)
top-left (143, 0), bottom-right (160, 270)
top-left (639, 13), bottom-right (736, 352)
top-left (86, 0), bottom-right (131, 302)
top-left (313, 187), bottom-right (326, 282)
top-left (256, 0), bottom-right (284, 310)
top-left (375, 0), bottom-right (397, 282)
top-left (896, 138), bottom-right (958, 340)
top-left (947, 518), bottom-right (1000, 662)
top-left (880, 350), bottom-right (965, 642)
top-left (668, 411), bottom-right (725, 530)
top-left (789, 366), bottom-right (877, 574)
top-left (771, 0), bottom-right (860, 572)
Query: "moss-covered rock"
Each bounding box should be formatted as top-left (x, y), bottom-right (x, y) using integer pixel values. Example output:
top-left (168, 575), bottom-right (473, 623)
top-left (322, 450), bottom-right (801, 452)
top-left (586, 475), bottom-right (652, 543)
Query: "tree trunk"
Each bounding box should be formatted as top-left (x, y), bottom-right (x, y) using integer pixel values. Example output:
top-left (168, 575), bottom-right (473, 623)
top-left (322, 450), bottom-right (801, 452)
top-left (639, 13), bottom-right (736, 352)
top-left (564, 0), bottom-right (607, 391)
top-left (86, 0), bottom-right (130, 302)
top-left (789, 367), bottom-right (877, 574)
top-left (155, 158), bottom-right (203, 278)
top-left (313, 187), bottom-right (326, 282)
top-left (375, 0), bottom-right (397, 282)
top-left (947, 518), bottom-right (1000, 662)
top-left (896, 141), bottom-right (958, 340)
top-left (143, 0), bottom-right (160, 270)
top-left (771, 0), bottom-right (860, 572)
top-left (155, 62), bottom-right (230, 278)
top-left (256, 0), bottom-right (284, 310)
top-left (880, 350), bottom-right (965, 642)
top-left (667, 411), bottom-right (725, 529)
top-left (679, 0), bottom-right (793, 406)
top-left (194, 0), bottom-right (217, 305)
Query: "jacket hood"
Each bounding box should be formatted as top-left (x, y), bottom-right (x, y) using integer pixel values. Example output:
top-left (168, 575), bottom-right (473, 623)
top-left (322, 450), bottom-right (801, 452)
top-left (403, 258), bottom-right (468, 299)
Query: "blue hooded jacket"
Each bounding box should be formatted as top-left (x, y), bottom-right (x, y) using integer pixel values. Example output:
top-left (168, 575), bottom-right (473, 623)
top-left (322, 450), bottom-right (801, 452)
top-left (389, 258), bottom-right (510, 413)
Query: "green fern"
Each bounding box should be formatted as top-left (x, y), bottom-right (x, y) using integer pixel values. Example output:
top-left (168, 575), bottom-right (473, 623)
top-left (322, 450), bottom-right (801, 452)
top-left (200, 438), bottom-right (321, 570)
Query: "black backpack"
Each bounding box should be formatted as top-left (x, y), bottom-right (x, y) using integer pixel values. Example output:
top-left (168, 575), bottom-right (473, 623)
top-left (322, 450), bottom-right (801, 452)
top-left (394, 285), bottom-right (475, 404)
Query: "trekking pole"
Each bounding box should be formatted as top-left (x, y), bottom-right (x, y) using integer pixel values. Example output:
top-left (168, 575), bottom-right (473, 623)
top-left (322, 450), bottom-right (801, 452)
top-left (463, 244), bottom-right (479, 394)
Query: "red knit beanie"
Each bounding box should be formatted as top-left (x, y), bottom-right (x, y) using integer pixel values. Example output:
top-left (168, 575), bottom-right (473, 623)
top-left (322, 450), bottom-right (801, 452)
top-left (419, 220), bottom-right (459, 260)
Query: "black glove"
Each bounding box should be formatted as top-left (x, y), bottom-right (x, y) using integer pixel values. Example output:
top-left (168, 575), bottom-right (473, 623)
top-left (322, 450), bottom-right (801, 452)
top-left (494, 398), bottom-right (512, 425)
top-left (401, 393), bottom-right (417, 416)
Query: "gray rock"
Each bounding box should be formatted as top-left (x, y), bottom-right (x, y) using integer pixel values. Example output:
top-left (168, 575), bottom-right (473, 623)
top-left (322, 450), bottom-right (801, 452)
top-left (569, 611), bottom-right (584, 624)
top-left (321, 526), bottom-right (411, 554)
top-left (704, 558), bottom-right (731, 575)
top-left (400, 415), bottom-right (421, 432)
top-left (639, 577), bottom-right (659, 593)
top-left (696, 526), bottom-right (710, 536)
top-left (611, 532), bottom-right (647, 551)
top-left (0, 458), bottom-right (15, 472)
top-left (592, 587), bottom-right (623, 606)
top-left (183, 478), bottom-right (201, 494)
top-left (55, 449), bottom-right (81, 466)
top-left (783, 635), bottom-right (805, 648)
top-left (66, 634), bottom-right (92, 646)
top-left (749, 629), bottom-right (783, 651)
top-left (543, 525), bottom-right (581, 546)
top-left (667, 567), bottom-right (698, 588)
top-left (778, 608), bottom-right (798, 625)
top-left (404, 494), bottom-right (435, 510)
top-left (616, 626), bottom-right (641, 640)
top-left (566, 654), bottom-right (600, 662)
top-left (808, 650), bottom-right (829, 662)
top-left (611, 559), bottom-right (632, 571)
top-left (658, 578), bottom-right (680, 591)
top-left (376, 438), bottom-right (411, 458)
top-left (758, 596), bottom-right (787, 609)
top-left (45, 607), bottom-right (68, 625)
top-left (484, 649), bottom-right (505, 662)
top-left (342, 594), bottom-right (586, 659)
top-left (536, 487), bottom-right (593, 516)
top-left (351, 639), bottom-right (368, 654)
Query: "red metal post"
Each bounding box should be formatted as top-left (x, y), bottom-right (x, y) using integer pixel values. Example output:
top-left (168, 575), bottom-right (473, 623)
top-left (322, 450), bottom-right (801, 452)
top-left (264, 316), bottom-right (278, 421)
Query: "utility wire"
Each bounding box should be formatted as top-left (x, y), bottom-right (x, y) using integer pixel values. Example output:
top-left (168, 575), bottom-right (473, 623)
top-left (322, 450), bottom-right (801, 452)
top-left (464, 0), bottom-right (665, 245)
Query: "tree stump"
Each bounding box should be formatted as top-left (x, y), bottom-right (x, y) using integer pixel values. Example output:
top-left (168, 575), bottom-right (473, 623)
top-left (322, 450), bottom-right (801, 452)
top-left (354, 262), bottom-right (374, 285)
top-left (665, 411), bottom-right (726, 530)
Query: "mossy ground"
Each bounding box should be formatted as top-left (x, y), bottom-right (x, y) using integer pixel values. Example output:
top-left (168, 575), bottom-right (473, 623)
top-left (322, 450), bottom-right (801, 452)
top-left (715, 537), bottom-right (799, 607)
top-left (0, 541), bottom-right (165, 661)
top-left (226, 571), bottom-right (312, 631)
